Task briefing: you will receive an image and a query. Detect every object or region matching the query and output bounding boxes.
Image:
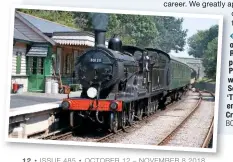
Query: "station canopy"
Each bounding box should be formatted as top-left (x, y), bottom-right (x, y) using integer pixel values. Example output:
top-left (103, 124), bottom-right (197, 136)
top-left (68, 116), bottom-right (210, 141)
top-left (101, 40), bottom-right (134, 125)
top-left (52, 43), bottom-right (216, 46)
top-left (52, 31), bottom-right (95, 46)
top-left (26, 44), bottom-right (49, 57)
top-left (52, 31), bottom-right (108, 47)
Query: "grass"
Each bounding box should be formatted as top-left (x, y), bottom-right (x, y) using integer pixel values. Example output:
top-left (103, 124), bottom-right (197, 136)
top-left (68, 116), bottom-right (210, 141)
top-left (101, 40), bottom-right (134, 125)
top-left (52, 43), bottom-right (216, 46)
top-left (196, 77), bottom-right (216, 84)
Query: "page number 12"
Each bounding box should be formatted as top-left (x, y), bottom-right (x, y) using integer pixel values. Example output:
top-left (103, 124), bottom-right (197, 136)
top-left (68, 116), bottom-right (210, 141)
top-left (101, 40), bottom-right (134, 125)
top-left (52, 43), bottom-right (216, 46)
top-left (23, 158), bottom-right (31, 162)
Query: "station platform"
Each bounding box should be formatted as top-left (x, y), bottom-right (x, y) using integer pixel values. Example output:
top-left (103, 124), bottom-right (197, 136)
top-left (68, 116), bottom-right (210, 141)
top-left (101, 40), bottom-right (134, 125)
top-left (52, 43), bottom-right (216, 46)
top-left (9, 91), bottom-right (82, 117)
top-left (10, 91), bottom-right (82, 108)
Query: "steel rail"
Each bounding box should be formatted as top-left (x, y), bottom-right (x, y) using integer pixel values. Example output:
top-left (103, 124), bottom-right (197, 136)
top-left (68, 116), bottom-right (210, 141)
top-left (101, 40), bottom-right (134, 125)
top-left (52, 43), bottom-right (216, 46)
top-left (201, 92), bottom-right (215, 148)
top-left (201, 117), bottom-right (214, 148)
top-left (36, 92), bottom-right (189, 142)
top-left (95, 95), bottom-right (188, 143)
top-left (157, 91), bottom-right (202, 146)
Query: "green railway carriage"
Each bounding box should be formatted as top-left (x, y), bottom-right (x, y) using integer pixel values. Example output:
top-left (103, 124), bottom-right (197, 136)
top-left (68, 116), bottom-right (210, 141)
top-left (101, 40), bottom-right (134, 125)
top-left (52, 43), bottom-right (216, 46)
top-left (146, 48), bottom-right (193, 92)
top-left (169, 56), bottom-right (193, 90)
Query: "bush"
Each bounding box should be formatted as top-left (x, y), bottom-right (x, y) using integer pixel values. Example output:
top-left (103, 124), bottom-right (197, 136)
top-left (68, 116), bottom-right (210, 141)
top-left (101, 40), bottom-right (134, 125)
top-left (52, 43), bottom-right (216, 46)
top-left (69, 84), bottom-right (82, 91)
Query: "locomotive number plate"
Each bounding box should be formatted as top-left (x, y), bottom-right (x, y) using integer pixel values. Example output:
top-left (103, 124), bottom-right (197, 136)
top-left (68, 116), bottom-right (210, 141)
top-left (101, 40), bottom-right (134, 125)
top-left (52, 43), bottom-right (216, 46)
top-left (90, 58), bottom-right (102, 62)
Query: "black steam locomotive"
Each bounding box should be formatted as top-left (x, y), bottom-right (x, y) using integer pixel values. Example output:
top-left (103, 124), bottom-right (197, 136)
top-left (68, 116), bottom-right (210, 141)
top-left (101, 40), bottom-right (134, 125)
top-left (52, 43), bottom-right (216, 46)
top-left (61, 14), bottom-right (195, 133)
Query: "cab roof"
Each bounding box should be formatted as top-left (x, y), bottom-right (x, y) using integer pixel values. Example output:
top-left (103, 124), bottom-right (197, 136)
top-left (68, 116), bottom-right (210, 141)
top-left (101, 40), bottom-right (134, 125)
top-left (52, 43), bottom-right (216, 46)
top-left (146, 48), bottom-right (171, 60)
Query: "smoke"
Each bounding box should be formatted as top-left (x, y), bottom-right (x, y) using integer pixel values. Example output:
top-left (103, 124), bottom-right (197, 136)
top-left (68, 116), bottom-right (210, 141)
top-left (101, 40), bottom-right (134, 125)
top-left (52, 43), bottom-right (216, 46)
top-left (89, 13), bottom-right (109, 31)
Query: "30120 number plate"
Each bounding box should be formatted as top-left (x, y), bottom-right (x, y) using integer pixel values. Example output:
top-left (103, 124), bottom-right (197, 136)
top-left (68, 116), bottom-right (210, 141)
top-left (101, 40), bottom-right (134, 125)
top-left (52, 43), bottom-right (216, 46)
top-left (90, 58), bottom-right (102, 62)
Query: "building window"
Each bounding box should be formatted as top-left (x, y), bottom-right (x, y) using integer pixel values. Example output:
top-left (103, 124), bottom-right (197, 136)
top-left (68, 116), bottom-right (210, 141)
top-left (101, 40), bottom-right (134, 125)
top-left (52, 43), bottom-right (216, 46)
top-left (16, 52), bottom-right (22, 74)
top-left (27, 57), bottom-right (44, 75)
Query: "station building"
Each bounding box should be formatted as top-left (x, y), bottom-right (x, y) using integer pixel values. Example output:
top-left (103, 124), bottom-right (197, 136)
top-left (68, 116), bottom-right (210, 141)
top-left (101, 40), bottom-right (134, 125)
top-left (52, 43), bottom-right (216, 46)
top-left (12, 11), bottom-right (100, 93)
top-left (12, 12), bottom-right (55, 92)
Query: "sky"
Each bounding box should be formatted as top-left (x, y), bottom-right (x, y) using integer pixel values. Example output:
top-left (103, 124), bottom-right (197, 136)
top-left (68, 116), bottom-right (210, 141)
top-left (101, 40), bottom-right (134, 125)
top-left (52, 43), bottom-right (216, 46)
top-left (169, 17), bottom-right (219, 58)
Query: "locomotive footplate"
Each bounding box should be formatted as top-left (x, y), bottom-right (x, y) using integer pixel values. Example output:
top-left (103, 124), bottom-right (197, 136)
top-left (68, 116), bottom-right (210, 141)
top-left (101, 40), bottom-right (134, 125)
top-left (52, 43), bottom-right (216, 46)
top-left (61, 98), bottom-right (123, 112)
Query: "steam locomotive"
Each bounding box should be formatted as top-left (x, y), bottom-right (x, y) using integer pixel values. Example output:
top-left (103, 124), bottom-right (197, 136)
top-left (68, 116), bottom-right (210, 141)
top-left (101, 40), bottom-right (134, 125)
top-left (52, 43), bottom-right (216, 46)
top-left (61, 14), bottom-right (195, 133)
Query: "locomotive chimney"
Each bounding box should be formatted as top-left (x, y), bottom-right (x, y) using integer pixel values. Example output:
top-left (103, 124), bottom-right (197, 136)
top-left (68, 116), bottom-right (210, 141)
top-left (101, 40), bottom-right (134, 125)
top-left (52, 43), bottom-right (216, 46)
top-left (94, 30), bottom-right (106, 47)
top-left (91, 13), bottom-right (109, 47)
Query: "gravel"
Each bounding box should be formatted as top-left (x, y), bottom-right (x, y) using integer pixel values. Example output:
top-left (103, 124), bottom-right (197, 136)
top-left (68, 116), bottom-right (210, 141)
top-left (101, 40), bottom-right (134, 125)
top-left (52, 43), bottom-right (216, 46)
top-left (164, 92), bottom-right (214, 147)
top-left (111, 91), bottom-right (200, 145)
top-left (61, 91), bottom-right (215, 148)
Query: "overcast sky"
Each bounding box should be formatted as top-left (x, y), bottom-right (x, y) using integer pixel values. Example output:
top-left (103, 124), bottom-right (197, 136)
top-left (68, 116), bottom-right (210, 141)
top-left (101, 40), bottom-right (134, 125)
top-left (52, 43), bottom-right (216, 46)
top-left (169, 17), bottom-right (219, 58)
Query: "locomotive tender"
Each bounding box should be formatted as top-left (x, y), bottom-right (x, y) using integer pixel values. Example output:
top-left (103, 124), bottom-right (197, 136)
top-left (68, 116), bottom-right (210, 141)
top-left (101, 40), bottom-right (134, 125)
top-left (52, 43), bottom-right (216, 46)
top-left (61, 13), bottom-right (195, 133)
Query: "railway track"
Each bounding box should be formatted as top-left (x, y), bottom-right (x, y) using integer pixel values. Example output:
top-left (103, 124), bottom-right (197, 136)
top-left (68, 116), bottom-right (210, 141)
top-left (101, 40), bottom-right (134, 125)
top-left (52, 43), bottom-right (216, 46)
top-left (95, 94), bottom-right (189, 143)
top-left (157, 91), bottom-right (215, 148)
top-left (48, 131), bottom-right (73, 140)
top-left (37, 126), bottom-right (76, 140)
top-left (37, 93), bottom-right (188, 141)
top-left (35, 90), bottom-right (215, 148)
top-left (201, 91), bottom-right (215, 148)
top-left (202, 117), bottom-right (214, 148)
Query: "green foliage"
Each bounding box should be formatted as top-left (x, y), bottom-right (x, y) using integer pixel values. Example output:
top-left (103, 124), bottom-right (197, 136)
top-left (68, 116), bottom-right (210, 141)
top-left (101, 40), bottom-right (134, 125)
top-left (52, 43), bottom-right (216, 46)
top-left (187, 25), bottom-right (218, 80)
top-left (197, 77), bottom-right (215, 84)
top-left (73, 12), bottom-right (92, 31)
top-left (153, 17), bottom-right (187, 53)
top-left (188, 25), bottom-right (218, 58)
top-left (73, 13), bottom-right (187, 52)
top-left (108, 14), bottom-right (158, 47)
top-left (203, 38), bottom-right (218, 79)
top-left (69, 84), bottom-right (81, 91)
top-left (17, 9), bottom-right (78, 29)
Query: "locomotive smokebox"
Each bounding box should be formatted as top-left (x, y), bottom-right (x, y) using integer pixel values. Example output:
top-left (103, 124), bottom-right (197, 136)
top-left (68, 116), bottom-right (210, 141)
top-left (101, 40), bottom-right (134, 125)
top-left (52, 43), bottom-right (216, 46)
top-left (91, 13), bottom-right (109, 47)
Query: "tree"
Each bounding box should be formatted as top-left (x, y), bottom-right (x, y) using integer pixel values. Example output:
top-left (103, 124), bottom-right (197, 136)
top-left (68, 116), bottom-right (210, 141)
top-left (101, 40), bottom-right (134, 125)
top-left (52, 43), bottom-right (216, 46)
top-left (153, 17), bottom-right (187, 53)
top-left (187, 25), bottom-right (219, 79)
top-left (73, 12), bottom-right (92, 31)
top-left (110, 14), bottom-right (158, 47)
top-left (73, 13), bottom-right (187, 51)
top-left (202, 38), bottom-right (218, 79)
top-left (73, 13), bottom-right (158, 47)
top-left (188, 25), bottom-right (218, 58)
top-left (17, 9), bottom-right (77, 29)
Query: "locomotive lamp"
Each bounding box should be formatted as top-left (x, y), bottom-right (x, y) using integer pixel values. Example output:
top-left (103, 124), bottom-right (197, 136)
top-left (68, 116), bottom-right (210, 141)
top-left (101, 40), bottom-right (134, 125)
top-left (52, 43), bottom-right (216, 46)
top-left (87, 87), bottom-right (98, 98)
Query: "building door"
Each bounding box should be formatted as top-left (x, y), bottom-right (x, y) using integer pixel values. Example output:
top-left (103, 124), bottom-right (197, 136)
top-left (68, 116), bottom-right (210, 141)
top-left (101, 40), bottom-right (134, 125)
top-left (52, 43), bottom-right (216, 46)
top-left (27, 57), bottom-right (45, 92)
